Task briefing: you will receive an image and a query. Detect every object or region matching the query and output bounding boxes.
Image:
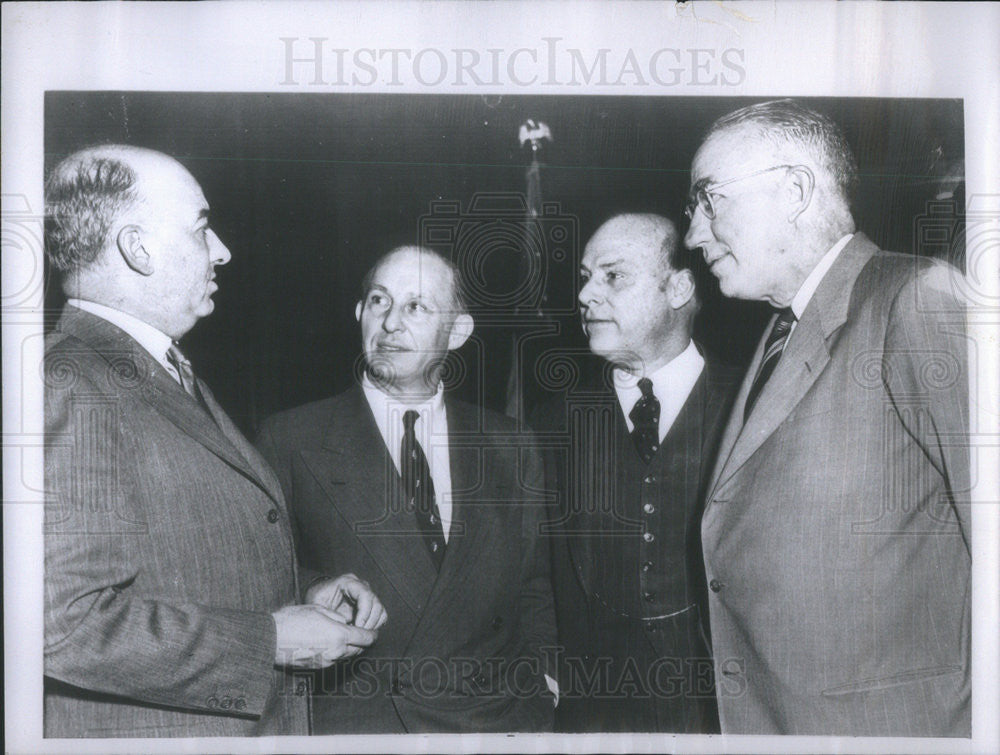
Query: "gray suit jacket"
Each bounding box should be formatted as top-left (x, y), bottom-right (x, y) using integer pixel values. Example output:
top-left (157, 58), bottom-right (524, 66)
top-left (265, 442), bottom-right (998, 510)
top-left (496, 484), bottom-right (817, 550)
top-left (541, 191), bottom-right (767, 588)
top-left (257, 386), bottom-right (557, 733)
top-left (702, 234), bottom-right (971, 736)
top-left (44, 306), bottom-right (308, 737)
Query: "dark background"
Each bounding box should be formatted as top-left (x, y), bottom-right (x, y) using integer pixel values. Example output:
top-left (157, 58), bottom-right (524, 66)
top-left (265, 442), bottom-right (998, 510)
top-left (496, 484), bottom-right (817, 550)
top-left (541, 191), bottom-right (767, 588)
top-left (44, 93), bottom-right (965, 435)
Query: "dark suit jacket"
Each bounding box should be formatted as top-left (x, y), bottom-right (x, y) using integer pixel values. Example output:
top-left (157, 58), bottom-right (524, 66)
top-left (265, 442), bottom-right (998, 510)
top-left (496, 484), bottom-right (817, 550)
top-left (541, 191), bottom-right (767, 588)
top-left (703, 234), bottom-right (971, 735)
top-left (44, 306), bottom-right (308, 737)
top-left (256, 386), bottom-right (557, 733)
top-left (530, 352), bottom-right (739, 732)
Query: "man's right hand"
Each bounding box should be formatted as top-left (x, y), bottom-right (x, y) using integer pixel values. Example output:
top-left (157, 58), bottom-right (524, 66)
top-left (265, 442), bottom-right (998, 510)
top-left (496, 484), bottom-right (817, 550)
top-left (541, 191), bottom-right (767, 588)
top-left (272, 604), bottom-right (377, 669)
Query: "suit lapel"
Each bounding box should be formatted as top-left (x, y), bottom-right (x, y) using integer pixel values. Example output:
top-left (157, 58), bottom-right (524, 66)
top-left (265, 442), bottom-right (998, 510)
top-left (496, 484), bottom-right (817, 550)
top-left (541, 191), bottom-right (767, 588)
top-left (55, 307), bottom-right (278, 501)
top-left (708, 234), bottom-right (879, 497)
top-left (423, 399), bottom-right (494, 609)
top-left (196, 379), bottom-right (284, 504)
top-left (299, 387), bottom-right (436, 615)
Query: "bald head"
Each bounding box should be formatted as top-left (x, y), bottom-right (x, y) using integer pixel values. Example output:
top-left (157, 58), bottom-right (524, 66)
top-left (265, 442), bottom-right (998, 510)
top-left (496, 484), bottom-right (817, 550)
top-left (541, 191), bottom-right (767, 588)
top-left (45, 144), bottom-right (232, 339)
top-left (46, 146), bottom-right (177, 273)
top-left (579, 213), bottom-right (698, 374)
top-left (588, 213), bottom-right (679, 269)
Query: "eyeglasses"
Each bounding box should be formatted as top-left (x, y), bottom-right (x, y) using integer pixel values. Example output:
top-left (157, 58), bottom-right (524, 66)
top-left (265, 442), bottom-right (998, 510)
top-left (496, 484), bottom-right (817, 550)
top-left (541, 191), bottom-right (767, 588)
top-left (684, 164), bottom-right (798, 220)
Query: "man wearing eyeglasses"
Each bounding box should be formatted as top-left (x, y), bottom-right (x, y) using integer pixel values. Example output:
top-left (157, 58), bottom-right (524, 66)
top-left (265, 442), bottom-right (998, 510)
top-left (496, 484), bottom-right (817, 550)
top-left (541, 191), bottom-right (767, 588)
top-left (683, 100), bottom-right (970, 737)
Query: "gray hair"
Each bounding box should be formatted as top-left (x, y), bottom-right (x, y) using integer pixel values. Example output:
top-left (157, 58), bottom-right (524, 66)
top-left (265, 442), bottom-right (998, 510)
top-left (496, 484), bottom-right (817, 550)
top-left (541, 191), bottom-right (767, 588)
top-left (707, 99), bottom-right (859, 206)
top-left (44, 148), bottom-right (140, 272)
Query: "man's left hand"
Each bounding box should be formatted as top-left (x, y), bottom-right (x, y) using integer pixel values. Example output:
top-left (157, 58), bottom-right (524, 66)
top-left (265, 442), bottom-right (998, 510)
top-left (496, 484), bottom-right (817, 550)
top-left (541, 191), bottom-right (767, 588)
top-left (306, 573), bottom-right (387, 631)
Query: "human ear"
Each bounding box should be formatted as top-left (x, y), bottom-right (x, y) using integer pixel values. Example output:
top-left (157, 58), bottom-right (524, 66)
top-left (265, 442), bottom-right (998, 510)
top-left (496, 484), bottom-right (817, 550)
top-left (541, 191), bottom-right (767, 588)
top-left (116, 225), bottom-right (153, 275)
top-left (447, 313), bottom-right (474, 350)
top-left (668, 269), bottom-right (696, 309)
top-left (786, 165), bottom-right (815, 223)
top-left (355, 301), bottom-right (363, 322)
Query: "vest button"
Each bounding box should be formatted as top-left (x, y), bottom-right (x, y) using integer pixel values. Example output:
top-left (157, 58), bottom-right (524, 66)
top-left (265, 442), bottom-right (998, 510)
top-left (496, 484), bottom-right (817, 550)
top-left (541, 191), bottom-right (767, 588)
top-left (431, 541), bottom-right (439, 552)
top-left (641, 561), bottom-right (653, 572)
top-left (643, 474), bottom-right (657, 484)
top-left (643, 532), bottom-right (654, 543)
top-left (266, 509), bottom-right (280, 523)
top-left (709, 578), bottom-right (723, 592)
top-left (643, 591), bottom-right (656, 602)
top-left (643, 502), bottom-right (655, 514)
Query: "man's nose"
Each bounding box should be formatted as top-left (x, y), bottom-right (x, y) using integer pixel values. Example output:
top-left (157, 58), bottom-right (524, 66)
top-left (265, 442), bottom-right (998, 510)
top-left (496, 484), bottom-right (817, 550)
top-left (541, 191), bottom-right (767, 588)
top-left (209, 230), bottom-right (232, 265)
top-left (578, 277), bottom-right (599, 307)
top-left (382, 304), bottom-right (403, 332)
top-left (683, 209), bottom-right (712, 251)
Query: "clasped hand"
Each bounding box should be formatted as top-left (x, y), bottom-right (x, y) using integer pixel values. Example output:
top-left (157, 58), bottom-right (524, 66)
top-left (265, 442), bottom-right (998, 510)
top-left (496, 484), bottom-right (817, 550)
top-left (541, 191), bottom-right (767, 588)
top-left (273, 573), bottom-right (387, 668)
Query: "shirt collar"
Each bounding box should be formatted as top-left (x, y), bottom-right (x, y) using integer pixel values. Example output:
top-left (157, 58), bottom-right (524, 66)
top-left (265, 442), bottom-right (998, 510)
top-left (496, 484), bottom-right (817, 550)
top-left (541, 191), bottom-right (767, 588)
top-left (613, 339), bottom-right (704, 416)
top-left (68, 298), bottom-right (175, 366)
top-left (361, 373), bottom-right (445, 432)
top-left (789, 234), bottom-right (854, 319)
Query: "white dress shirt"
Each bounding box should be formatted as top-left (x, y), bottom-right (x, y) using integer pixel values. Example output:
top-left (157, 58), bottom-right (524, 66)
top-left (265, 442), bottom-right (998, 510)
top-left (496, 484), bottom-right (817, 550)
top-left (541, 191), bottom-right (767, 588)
top-left (614, 339), bottom-right (705, 442)
top-left (789, 233), bottom-right (854, 324)
top-left (67, 298), bottom-right (185, 387)
top-left (360, 375), bottom-right (454, 542)
top-left (361, 375), bottom-right (558, 701)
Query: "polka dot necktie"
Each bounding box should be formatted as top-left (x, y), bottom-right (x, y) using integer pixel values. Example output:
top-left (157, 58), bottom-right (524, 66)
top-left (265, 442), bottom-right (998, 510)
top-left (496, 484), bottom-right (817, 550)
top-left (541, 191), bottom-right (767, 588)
top-left (628, 377), bottom-right (661, 464)
top-left (401, 410), bottom-right (445, 570)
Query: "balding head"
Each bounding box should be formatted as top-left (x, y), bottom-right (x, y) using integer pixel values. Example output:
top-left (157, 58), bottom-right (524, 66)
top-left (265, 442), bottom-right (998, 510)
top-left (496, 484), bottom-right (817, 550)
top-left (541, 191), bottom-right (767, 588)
top-left (356, 245), bottom-right (474, 399)
top-left (45, 144), bottom-right (232, 339)
top-left (579, 213), bottom-right (698, 374)
top-left (46, 145), bottom-right (181, 273)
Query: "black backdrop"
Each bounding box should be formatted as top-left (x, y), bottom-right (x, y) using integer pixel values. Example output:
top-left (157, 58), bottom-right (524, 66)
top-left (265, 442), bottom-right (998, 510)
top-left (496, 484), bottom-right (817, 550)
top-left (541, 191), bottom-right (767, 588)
top-left (44, 93), bottom-right (965, 435)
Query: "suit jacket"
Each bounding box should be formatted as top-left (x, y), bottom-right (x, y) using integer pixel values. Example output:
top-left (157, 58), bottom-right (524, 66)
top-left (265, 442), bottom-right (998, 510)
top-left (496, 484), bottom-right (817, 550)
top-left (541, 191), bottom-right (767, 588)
top-left (256, 386), bottom-right (557, 733)
top-left (530, 352), bottom-right (739, 732)
top-left (44, 306), bottom-right (308, 738)
top-left (703, 233), bottom-right (971, 736)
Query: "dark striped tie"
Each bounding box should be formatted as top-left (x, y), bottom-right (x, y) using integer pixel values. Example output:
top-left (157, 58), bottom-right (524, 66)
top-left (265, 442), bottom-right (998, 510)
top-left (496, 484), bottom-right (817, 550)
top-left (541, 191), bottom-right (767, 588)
top-left (629, 377), bottom-right (661, 464)
top-left (401, 410), bottom-right (446, 570)
top-left (744, 307), bottom-right (796, 422)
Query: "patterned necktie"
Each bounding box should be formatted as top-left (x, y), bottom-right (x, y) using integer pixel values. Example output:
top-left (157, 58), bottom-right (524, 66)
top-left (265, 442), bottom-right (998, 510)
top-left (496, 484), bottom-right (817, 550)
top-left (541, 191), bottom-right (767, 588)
top-left (744, 307), bottom-right (797, 422)
top-left (166, 344), bottom-right (198, 398)
top-left (401, 410), bottom-right (445, 570)
top-left (628, 377), bottom-right (661, 464)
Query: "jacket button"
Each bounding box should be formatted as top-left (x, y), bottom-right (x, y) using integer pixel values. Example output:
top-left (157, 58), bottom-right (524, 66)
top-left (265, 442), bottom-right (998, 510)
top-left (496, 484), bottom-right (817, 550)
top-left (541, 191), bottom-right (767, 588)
top-left (643, 591), bottom-right (656, 602)
top-left (643, 502), bottom-right (655, 514)
top-left (491, 616), bottom-right (503, 630)
top-left (392, 678), bottom-right (401, 694)
top-left (643, 532), bottom-right (654, 543)
top-left (643, 474), bottom-right (656, 484)
top-left (709, 578), bottom-right (723, 592)
top-left (266, 509), bottom-right (280, 523)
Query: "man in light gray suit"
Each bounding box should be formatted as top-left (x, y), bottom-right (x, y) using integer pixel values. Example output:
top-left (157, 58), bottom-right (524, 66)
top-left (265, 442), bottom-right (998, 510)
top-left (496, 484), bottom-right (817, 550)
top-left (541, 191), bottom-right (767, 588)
top-left (44, 145), bottom-right (385, 737)
top-left (683, 100), bottom-right (970, 736)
